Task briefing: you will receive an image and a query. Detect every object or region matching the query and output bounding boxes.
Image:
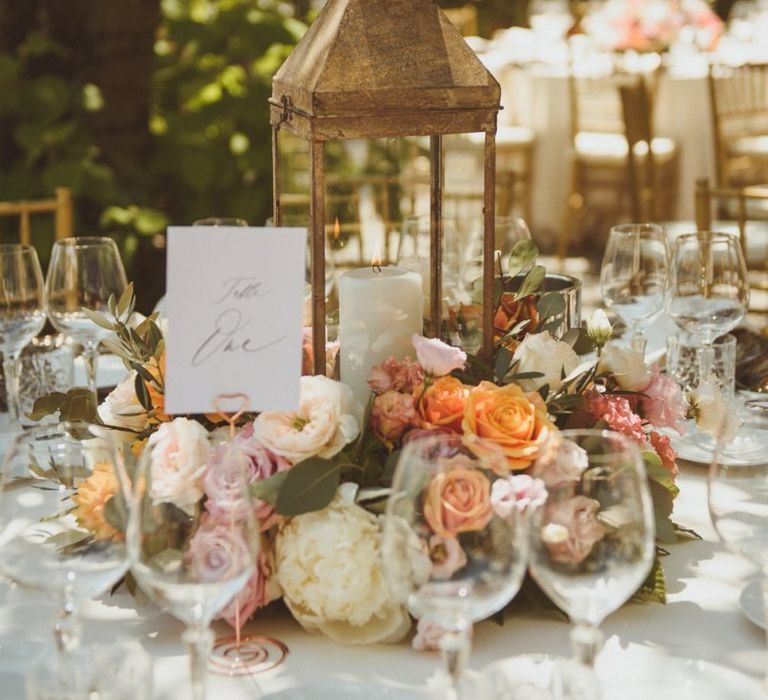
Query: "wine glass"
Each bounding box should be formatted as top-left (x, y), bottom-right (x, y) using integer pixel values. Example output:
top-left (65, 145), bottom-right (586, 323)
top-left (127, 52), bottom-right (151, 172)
top-left (127, 430), bottom-right (259, 700)
top-left (0, 423), bottom-right (129, 656)
top-left (600, 223), bottom-right (669, 356)
top-left (381, 433), bottom-right (529, 698)
top-left (0, 244), bottom-right (46, 428)
top-left (528, 430), bottom-right (655, 672)
top-left (45, 237), bottom-right (128, 396)
top-left (667, 232), bottom-right (749, 386)
top-left (708, 400), bottom-right (768, 688)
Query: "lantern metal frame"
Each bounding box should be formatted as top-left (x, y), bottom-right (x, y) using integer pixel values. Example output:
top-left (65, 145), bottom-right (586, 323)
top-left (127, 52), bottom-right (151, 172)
top-left (270, 0), bottom-right (500, 374)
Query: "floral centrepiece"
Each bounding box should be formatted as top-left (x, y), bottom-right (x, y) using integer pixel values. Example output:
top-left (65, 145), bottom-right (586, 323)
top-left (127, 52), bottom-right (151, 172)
top-left (39, 244), bottom-right (691, 646)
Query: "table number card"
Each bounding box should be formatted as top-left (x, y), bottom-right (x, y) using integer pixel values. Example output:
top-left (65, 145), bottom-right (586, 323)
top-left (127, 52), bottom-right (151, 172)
top-left (165, 226), bottom-right (305, 415)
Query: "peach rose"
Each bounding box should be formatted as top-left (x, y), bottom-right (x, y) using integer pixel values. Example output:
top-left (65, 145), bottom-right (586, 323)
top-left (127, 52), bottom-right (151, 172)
top-left (416, 376), bottom-right (471, 434)
top-left (423, 458), bottom-right (493, 537)
top-left (462, 381), bottom-right (554, 471)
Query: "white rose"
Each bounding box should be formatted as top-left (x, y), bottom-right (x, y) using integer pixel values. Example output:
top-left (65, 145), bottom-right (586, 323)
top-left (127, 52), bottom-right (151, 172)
top-left (598, 343), bottom-right (651, 391)
top-left (689, 381), bottom-right (739, 442)
top-left (275, 489), bottom-right (411, 645)
top-left (586, 309), bottom-right (613, 348)
top-left (511, 331), bottom-right (580, 393)
top-left (252, 375), bottom-right (361, 464)
top-left (97, 371), bottom-right (148, 438)
top-left (147, 417), bottom-right (210, 514)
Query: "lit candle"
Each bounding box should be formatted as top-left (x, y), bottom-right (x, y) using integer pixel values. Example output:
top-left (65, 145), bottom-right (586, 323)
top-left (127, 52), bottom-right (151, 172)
top-left (339, 260), bottom-right (423, 406)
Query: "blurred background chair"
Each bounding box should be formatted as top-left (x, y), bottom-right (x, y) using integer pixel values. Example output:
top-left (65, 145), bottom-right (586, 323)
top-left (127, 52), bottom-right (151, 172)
top-left (708, 62), bottom-right (768, 190)
top-left (0, 188), bottom-right (73, 246)
top-left (559, 62), bottom-right (678, 259)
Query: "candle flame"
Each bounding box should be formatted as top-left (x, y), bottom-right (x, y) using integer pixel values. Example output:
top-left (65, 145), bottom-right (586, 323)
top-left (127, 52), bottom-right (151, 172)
top-left (333, 217), bottom-right (341, 240)
top-left (371, 251), bottom-right (383, 273)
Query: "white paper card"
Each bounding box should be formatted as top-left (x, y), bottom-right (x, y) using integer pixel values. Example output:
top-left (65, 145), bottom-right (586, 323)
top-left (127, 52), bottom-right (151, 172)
top-left (165, 226), bottom-right (305, 415)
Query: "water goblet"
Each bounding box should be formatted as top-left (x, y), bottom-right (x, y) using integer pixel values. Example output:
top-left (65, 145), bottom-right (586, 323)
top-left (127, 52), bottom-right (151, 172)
top-left (600, 223), bottom-right (669, 356)
top-left (527, 430), bottom-right (655, 673)
top-left (127, 429), bottom-right (260, 700)
top-left (381, 433), bottom-right (529, 698)
top-left (0, 244), bottom-right (47, 429)
top-left (667, 231), bottom-right (749, 386)
top-left (45, 237), bottom-right (128, 396)
top-left (0, 422), bottom-right (129, 660)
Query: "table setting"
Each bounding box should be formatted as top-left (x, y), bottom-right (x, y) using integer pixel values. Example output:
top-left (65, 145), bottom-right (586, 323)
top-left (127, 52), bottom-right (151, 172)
top-left (0, 2), bottom-right (768, 698)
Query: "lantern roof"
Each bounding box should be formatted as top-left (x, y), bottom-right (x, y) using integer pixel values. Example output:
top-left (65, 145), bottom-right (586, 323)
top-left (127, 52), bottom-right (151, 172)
top-left (270, 0), bottom-right (500, 140)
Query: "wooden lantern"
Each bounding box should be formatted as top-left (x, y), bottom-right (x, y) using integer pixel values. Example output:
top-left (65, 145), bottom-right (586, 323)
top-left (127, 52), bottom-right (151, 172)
top-left (270, 0), bottom-right (500, 374)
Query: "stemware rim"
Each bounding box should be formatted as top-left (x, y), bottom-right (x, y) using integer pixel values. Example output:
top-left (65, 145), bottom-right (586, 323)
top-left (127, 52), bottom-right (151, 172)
top-left (609, 223), bottom-right (666, 236)
top-left (52, 236), bottom-right (120, 249)
top-left (0, 243), bottom-right (39, 255)
top-left (673, 231), bottom-right (741, 244)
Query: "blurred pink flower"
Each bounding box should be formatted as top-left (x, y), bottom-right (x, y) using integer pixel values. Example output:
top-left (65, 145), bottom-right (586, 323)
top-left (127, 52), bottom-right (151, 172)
top-left (370, 390), bottom-right (418, 443)
top-left (650, 430), bottom-right (679, 478)
top-left (301, 328), bottom-right (340, 376)
top-left (368, 356), bottom-right (424, 395)
top-left (586, 389), bottom-right (646, 443)
top-left (531, 438), bottom-right (589, 488)
top-left (544, 496), bottom-right (606, 565)
top-left (412, 617), bottom-right (472, 652)
top-left (186, 519), bottom-right (255, 584)
top-left (428, 534), bottom-right (467, 580)
top-left (411, 334), bottom-right (467, 377)
top-left (491, 474), bottom-right (548, 519)
top-left (217, 552), bottom-right (271, 631)
top-left (639, 366), bottom-right (687, 434)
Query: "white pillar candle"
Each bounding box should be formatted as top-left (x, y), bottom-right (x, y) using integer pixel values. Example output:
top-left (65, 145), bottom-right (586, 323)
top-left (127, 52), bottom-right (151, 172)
top-left (339, 265), bottom-right (423, 407)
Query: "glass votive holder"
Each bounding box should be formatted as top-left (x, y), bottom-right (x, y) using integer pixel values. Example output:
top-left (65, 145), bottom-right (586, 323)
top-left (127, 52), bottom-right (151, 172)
top-left (666, 333), bottom-right (737, 399)
top-left (19, 335), bottom-right (75, 425)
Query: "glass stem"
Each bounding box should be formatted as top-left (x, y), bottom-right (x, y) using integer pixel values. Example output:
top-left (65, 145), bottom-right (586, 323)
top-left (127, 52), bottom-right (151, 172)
top-left (182, 624), bottom-right (214, 700)
top-left (2, 353), bottom-right (21, 428)
top-left (440, 623), bottom-right (472, 699)
top-left (696, 344), bottom-right (715, 387)
top-left (570, 622), bottom-right (603, 669)
top-left (54, 592), bottom-right (82, 654)
top-left (628, 329), bottom-right (647, 357)
top-left (82, 343), bottom-right (99, 397)
top-left (761, 577), bottom-right (768, 693)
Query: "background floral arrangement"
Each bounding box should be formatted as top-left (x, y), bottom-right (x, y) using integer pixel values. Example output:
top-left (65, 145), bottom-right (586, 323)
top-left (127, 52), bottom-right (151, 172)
top-left (36, 245), bottom-right (702, 648)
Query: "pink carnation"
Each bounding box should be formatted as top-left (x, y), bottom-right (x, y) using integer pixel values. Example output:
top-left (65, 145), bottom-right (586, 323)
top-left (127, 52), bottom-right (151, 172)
top-left (639, 366), bottom-right (687, 434)
top-left (650, 431), bottom-right (679, 478)
top-left (370, 390), bottom-right (418, 443)
top-left (428, 535), bottom-right (467, 580)
top-left (586, 389), bottom-right (646, 443)
top-left (368, 356), bottom-right (424, 395)
top-left (217, 551), bottom-right (271, 631)
top-left (491, 474), bottom-right (548, 519)
top-left (204, 423), bottom-right (290, 530)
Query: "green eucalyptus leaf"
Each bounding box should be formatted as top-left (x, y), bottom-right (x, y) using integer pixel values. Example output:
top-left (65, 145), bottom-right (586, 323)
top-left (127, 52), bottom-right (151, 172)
top-left (515, 265), bottom-right (546, 299)
top-left (506, 239), bottom-right (539, 278)
top-left (275, 457), bottom-right (341, 517)
top-left (249, 470), bottom-right (289, 505)
top-left (536, 292), bottom-right (566, 322)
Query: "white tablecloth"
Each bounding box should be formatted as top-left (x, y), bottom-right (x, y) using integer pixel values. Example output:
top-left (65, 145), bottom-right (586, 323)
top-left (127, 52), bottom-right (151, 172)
top-left (0, 463), bottom-right (763, 699)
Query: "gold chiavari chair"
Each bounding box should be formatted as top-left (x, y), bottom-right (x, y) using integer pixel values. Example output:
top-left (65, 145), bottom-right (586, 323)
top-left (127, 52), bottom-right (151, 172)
top-left (0, 188), bottom-right (73, 245)
top-left (708, 62), bottom-right (768, 189)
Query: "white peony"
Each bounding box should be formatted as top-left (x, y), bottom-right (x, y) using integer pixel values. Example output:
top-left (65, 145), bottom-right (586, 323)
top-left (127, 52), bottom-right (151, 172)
top-left (97, 371), bottom-right (148, 438)
top-left (598, 343), bottom-right (651, 391)
top-left (511, 331), bottom-right (580, 393)
top-left (275, 488), bottom-right (411, 645)
top-left (147, 417), bottom-right (210, 515)
top-left (380, 514), bottom-right (432, 600)
top-left (252, 375), bottom-right (361, 464)
top-left (689, 381), bottom-right (739, 442)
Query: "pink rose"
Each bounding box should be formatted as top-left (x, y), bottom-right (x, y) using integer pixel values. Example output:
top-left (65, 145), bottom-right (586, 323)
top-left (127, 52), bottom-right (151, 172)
top-left (368, 356), bottom-right (425, 395)
top-left (370, 390), bottom-right (418, 443)
top-left (586, 389), bottom-right (646, 443)
top-left (543, 496), bottom-right (606, 565)
top-left (650, 431), bottom-right (679, 478)
top-left (217, 551), bottom-right (272, 631)
top-left (204, 424), bottom-right (290, 530)
top-left (412, 617), bottom-right (473, 652)
top-left (532, 438), bottom-right (589, 488)
top-left (491, 474), bottom-right (548, 519)
top-left (411, 334), bottom-right (467, 377)
top-left (402, 429), bottom-right (468, 460)
top-left (186, 519), bottom-right (256, 583)
top-left (428, 534), bottom-right (467, 580)
top-left (639, 366), bottom-right (687, 434)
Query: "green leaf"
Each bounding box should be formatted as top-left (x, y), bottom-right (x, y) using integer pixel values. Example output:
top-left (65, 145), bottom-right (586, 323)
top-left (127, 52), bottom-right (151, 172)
top-left (116, 282), bottom-right (134, 318)
top-left (643, 451), bottom-right (679, 498)
top-left (134, 373), bottom-right (153, 412)
top-left (46, 529), bottom-right (91, 549)
top-left (102, 495), bottom-right (128, 534)
top-left (649, 479), bottom-right (677, 544)
top-left (27, 391), bottom-right (67, 421)
top-left (515, 264), bottom-right (546, 299)
top-left (59, 389), bottom-right (99, 422)
top-left (536, 292), bottom-right (566, 322)
top-left (80, 307), bottom-right (115, 331)
top-left (249, 470), bottom-right (289, 505)
top-left (633, 554), bottom-right (666, 604)
top-left (562, 326), bottom-right (595, 355)
top-left (506, 370), bottom-right (545, 381)
top-left (494, 346), bottom-right (513, 382)
top-left (275, 457), bottom-right (341, 517)
top-left (506, 239), bottom-right (539, 278)
top-left (500, 319), bottom-right (530, 344)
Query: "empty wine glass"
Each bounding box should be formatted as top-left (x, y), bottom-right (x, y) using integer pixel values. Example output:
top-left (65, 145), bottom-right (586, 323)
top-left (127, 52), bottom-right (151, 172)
top-left (0, 423), bottom-right (129, 657)
top-left (382, 433), bottom-right (529, 698)
top-left (668, 232), bottom-right (749, 386)
top-left (128, 429), bottom-right (259, 700)
top-left (600, 223), bottom-right (669, 356)
top-left (45, 237), bottom-right (128, 396)
top-left (528, 430), bottom-right (655, 673)
top-left (708, 400), bottom-right (768, 689)
top-left (0, 244), bottom-right (46, 428)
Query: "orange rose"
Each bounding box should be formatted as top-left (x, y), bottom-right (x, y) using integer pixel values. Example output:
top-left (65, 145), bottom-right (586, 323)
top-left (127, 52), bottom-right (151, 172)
top-left (423, 457), bottom-right (493, 537)
top-left (462, 381), bottom-right (554, 471)
top-left (71, 462), bottom-right (123, 541)
top-left (416, 376), bottom-right (471, 433)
